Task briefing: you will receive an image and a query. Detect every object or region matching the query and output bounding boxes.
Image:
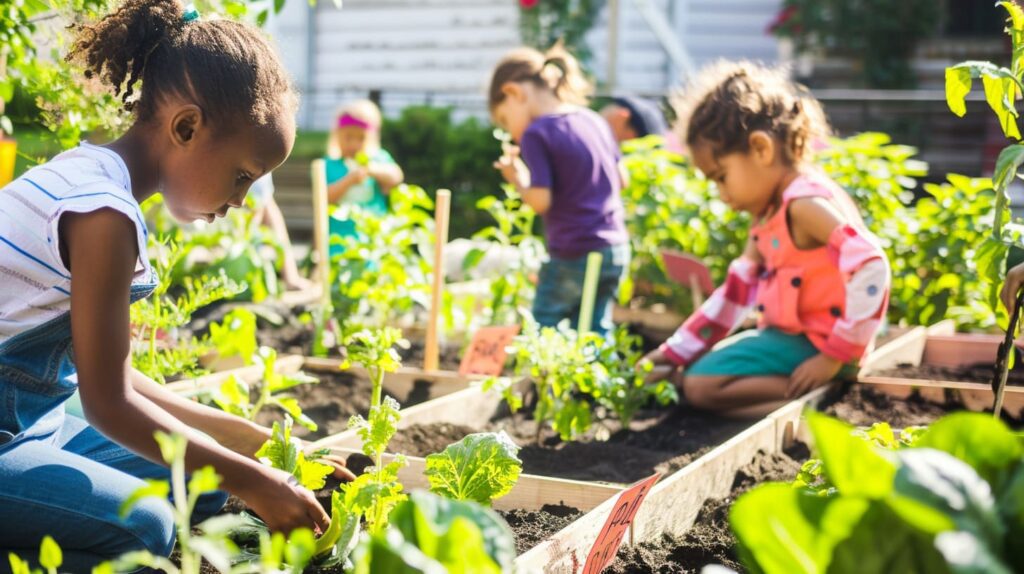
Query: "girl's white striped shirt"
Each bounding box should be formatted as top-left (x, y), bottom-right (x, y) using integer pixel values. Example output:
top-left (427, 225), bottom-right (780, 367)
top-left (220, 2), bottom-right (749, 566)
top-left (0, 142), bottom-right (153, 346)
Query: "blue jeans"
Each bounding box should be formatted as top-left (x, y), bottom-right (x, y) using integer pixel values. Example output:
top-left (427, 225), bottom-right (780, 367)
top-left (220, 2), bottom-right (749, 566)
top-left (0, 413), bottom-right (228, 572)
top-left (0, 282), bottom-right (226, 572)
top-left (532, 243), bottom-right (630, 339)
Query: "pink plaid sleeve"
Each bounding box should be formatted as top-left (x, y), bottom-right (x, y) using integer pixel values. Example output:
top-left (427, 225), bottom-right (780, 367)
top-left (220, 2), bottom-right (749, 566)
top-left (659, 256), bottom-right (760, 367)
top-left (820, 225), bottom-right (890, 362)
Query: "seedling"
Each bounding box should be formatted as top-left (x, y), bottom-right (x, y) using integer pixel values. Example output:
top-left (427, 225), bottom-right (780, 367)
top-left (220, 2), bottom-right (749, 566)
top-left (424, 431), bottom-right (522, 506)
top-left (255, 415), bottom-right (333, 490)
top-left (211, 347), bottom-right (320, 431)
top-left (338, 328), bottom-right (409, 534)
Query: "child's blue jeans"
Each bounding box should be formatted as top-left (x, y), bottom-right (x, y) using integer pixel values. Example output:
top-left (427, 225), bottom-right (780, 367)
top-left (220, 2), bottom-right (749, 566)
top-left (532, 243), bottom-right (630, 338)
top-left (0, 411), bottom-right (228, 572)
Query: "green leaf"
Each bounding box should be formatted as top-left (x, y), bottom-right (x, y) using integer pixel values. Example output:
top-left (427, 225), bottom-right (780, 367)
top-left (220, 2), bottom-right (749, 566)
top-left (207, 308), bottom-right (258, 365)
top-left (424, 432), bottom-right (523, 506)
top-left (807, 412), bottom-right (896, 498)
top-left (892, 449), bottom-right (1004, 558)
top-left (462, 248), bottom-right (487, 273)
top-left (187, 466), bottom-right (221, 496)
top-left (915, 412), bottom-right (1022, 492)
top-left (315, 491), bottom-right (362, 559)
top-left (730, 483), bottom-right (869, 574)
top-left (983, 74), bottom-right (1022, 140)
top-left (975, 237), bottom-right (1009, 286)
top-left (946, 67), bottom-right (973, 117)
top-left (358, 490), bottom-right (516, 573)
top-left (153, 431), bottom-right (187, 466)
top-left (120, 479), bottom-right (170, 519)
top-left (38, 537), bottom-right (60, 571)
top-left (256, 416), bottom-right (333, 489)
top-left (994, 144), bottom-right (1024, 194)
top-left (8, 553), bottom-right (32, 574)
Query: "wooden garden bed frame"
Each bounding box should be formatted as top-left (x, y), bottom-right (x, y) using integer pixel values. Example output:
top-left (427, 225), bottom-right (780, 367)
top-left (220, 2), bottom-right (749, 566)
top-left (165, 355), bottom-right (481, 404)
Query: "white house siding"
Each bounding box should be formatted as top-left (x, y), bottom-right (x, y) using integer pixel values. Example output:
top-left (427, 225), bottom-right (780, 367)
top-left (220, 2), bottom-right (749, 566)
top-left (269, 0), bottom-right (783, 128)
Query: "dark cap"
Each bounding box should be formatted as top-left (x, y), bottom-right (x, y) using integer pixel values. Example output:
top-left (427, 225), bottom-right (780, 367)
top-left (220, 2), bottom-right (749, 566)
top-left (613, 96), bottom-right (668, 138)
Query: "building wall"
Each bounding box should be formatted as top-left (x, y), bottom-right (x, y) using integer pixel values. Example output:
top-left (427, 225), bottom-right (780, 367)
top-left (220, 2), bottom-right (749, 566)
top-left (270, 0), bottom-right (784, 129)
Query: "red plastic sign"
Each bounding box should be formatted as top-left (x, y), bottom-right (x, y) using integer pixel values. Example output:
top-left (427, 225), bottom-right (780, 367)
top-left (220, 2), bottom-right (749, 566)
top-left (661, 249), bottom-right (714, 296)
top-left (582, 473), bottom-right (662, 573)
top-left (458, 325), bottom-right (520, 376)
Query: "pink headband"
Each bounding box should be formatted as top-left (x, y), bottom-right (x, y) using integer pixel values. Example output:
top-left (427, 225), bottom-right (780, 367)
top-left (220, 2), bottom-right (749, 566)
top-left (338, 114), bottom-right (377, 131)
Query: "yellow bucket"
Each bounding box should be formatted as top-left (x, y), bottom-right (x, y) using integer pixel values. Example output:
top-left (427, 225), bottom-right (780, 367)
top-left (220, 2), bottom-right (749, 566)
top-left (0, 139), bottom-right (15, 187)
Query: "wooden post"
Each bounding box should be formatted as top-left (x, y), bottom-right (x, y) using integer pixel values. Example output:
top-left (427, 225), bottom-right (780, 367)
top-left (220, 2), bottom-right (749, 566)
top-left (424, 189), bottom-right (451, 372)
top-left (578, 251), bottom-right (604, 335)
top-left (310, 159), bottom-right (329, 307)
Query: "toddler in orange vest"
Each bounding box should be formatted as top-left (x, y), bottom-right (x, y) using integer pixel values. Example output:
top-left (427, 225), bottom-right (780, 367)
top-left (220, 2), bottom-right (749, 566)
top-left (643, 61), bottom-right (890, 417)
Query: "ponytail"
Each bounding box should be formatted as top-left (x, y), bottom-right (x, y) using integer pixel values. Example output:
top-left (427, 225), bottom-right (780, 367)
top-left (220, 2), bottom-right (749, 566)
top-left (488, 42), bottom-right (592, 110)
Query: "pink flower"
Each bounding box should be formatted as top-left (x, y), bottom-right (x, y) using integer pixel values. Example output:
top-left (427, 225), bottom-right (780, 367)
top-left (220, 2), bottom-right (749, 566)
top-left (520, 0), bottom-right (539, 8)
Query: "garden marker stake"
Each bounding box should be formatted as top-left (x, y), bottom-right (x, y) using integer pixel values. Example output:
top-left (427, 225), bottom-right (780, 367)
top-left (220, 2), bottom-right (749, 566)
top-left (311, 159), bottom-right (330, 307)
top-left (993, 288), bottom-right (1024, 417)
top-left (425, 189), bottom-right (452, 372)
top-left (578, 251), bottom-right (603, 335)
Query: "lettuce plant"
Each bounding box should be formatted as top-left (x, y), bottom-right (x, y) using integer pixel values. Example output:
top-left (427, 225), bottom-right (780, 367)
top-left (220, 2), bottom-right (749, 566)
top-left (255, 415), bottom-right (333, 490)
top-left (425, 431), bottom-right (522, 506)
top-left (731, 412), bottom-right (1024, 574)
top-left (352, 490), bottom-right (516, 574)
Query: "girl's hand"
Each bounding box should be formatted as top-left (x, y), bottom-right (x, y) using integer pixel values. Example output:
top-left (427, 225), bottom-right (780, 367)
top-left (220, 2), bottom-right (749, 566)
top-left (1002, 262), bottom-right (1024, 315)
top-left (788, 353), bottom-right (842, 398)
top-left (493, 146), bottom-right (528, 188)
top-left (243, 467), bottom-right (331, 534)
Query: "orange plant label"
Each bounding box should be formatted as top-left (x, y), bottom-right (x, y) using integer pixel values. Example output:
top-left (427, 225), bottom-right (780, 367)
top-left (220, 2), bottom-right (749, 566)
top-left (458, 325), bottom-right (520, 376)
top-left (582, 473), bottom-right (662, 573)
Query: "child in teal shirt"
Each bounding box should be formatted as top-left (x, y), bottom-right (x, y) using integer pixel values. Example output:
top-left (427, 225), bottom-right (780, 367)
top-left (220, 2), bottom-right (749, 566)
top-left (325, 100), bottom-right (404, 256)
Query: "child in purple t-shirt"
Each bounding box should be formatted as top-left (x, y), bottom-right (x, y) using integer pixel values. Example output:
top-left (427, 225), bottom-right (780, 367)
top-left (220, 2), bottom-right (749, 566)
top-left (489, 44), bottom-right (630, 337)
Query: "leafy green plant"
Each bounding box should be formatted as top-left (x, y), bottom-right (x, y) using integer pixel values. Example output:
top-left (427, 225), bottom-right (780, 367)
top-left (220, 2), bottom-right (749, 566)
top-left (7, 536), bottom-right (64, 574)
top-left (591, 327), bottom-right (679, 427)
top-left (945, 1), bottom-right (1024, 407)
top-left (255, 415), bottom-right (333, 490)
top-left (731, 412), bottom-right (1024, 573)
top-left (211, 347), bottom-right (320, 431)
top-left (329, 186), bottom-right (434, 335)
top-left (464, 184), bottom-right (545, 326)
top-left (108, 432), bottom-right (247, 574)
top-left (338, 328), bottom-right (409, 535)
top-left (351, 490), bottom-right (516, 574)
top-left (208, 307), bottom-right (259, 365)
top-left (131, 239), bottom-right (246, 383)
top-left (424, 431), bottom-right (522, 506)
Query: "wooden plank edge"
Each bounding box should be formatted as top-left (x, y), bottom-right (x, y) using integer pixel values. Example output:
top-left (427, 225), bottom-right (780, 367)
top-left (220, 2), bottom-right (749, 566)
top-left (857, 376), bottom-right (1024, 418)
top-left (323, 447), bottom-right (622, 514)
top-left (859, 325), bottom-right (928, 376)
top-left (311, 385), bottom-right (508, 449)
top-left (165, 354), bottom-right (305, 395)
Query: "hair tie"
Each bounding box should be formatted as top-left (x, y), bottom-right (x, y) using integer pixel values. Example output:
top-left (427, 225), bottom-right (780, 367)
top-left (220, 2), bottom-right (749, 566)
top-left (338, 113), bottom-right (377, 131)
top-left (182, 3), bottom-right (200, 23)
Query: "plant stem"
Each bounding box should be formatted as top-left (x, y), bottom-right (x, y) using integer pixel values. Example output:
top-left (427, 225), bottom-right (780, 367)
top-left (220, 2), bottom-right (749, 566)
top-left (171, 443), bottom-right (195, 574)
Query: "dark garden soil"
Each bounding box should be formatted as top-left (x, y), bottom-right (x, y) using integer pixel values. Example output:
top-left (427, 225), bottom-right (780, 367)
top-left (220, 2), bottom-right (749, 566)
top-left (604, 443), bottom-right (809, 574)
top-left (821, 383), bottom-right (955, 428)
top-left (499, 504), bottom-right (584, 555)
top-left (390, 406), bottom-right (752, 484)
top-left (874, 361), bottom-right (1024, 386)
top-left (253, 321), bottom-right (465, 372)
top-left (252, 369), bottom-right (411, 441)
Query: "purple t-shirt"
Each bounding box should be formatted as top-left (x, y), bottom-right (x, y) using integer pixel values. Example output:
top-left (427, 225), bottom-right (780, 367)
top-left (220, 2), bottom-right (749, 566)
top-left (519, 109), bottom-right (628, 259)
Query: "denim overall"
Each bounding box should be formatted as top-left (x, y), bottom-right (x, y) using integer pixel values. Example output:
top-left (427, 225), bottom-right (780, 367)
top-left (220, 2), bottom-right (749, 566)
top-left (0, 282), bottom-right (227, 572)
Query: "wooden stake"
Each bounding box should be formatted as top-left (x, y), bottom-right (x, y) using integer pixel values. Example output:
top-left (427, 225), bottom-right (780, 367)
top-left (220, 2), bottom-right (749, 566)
top-left (310, 159), bottom-right (330, 307)
top-left (424, 189), bottom-right (451, 372)
top-left (578, 251), bottom-right (604, 335)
